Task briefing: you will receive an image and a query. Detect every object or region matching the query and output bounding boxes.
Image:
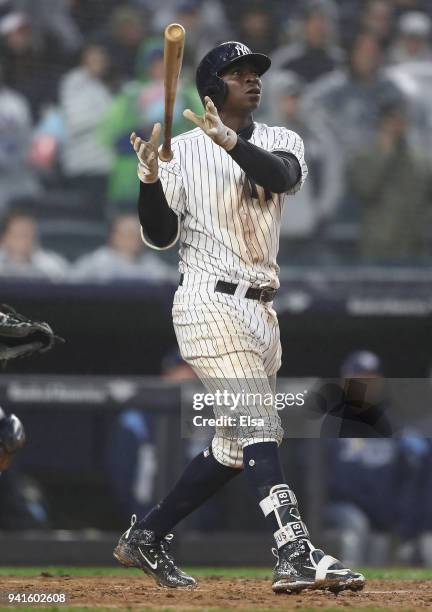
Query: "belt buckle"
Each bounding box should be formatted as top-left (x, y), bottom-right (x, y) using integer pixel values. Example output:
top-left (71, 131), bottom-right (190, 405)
top-left (259, 287), bottom-right (276, 303)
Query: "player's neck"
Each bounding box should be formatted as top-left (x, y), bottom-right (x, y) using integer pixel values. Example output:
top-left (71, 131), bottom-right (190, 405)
top-left (219, 110), bottom-right (253, 134)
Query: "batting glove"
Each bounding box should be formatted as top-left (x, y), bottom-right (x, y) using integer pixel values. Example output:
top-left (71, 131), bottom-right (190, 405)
top-left (183, 96), bottom-right (237, 151)
top-left (131, 123), bottom-right (161, 184)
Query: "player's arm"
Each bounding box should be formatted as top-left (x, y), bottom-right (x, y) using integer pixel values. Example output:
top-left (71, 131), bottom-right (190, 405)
top-left (227, 139), bottom-right (301, 194)
top-left (131, 125), bottom-right (180, 250)
top-left (184, 97), bottom-right (302, 194)
top-left (137, 180), bottom-right (179, 250)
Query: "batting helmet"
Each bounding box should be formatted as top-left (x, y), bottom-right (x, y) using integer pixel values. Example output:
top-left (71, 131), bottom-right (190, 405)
top-left (196, 41), bottom-right (271, 109)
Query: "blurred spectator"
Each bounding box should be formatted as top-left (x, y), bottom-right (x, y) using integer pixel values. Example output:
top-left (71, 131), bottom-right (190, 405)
top-left (0, 76), bottom-right (40, 214)
top-left (394, 0), bottom-right (432, 18)
top-left (141, 0), bottom-right (230, 62)
top-left (237, 3), bottom-right (277, 56)
top-left (29, 106), bottom-right (64, 177)
top-left (398, 435), bottom-right (432, 566)
top-left (305, 31), bottom-right (402, 158)
top-left (389, 11), bottom-right (432, 63)
top-left (14, 0), bottom-right (82, 54)
top-left (0, 209), bottom-right (68, 280)
top-left (223, 0), bottom-right (288, 35)
top-left (171, 0), bottom-right (230, 71)
top-left (0, 8), bottom-right (68, 119)
top-left (59, 43), bottom-right (114, 211)
top-left (303, 31), bottom-right (405, 225)
top-left (266, 71), bottom-right (343, 238)
top-left (348, 98), bottom-right (432, 262)
top-left (336, 1), bottom-right (365, 48)
top-left (100, 39), bottom-right (201, 209)
top-left (73, 214), bottom-right (176, 281)
top-left (107, 348), bottom-right (195, 522)
top-left (68, 0), bottom-right (120, 38)
top-left (397, 360), bottom-right (432, 567)
top-left (385, 11), bottom-right (432, 155)
top-left (326, 436), bottom-right (426, 565)
top-left (416, 391), bottom-right (432, 566)
top-left (108, 407), bottom-right (157, 521)
top-left (361, 0), bottom-right (394, 47)
top-left (99, 6), bottom-right (146, 83)
top-left (336, 0), bottom-right (394, 50)
top-left (272, 0), bottom-right (344, 83)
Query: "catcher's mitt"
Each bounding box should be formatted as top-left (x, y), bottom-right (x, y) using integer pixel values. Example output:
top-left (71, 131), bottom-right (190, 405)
top-left (0, 406), bottom-right (26, 471)
top-left (0, 304), bottom-right (63, 362)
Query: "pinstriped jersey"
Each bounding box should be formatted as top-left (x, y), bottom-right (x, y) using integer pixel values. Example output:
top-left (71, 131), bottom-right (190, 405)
top-left (159, 122), bottom-right (308, 289)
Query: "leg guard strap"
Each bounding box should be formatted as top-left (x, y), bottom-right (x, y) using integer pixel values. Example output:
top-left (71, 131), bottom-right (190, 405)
top-left (259, 484), bottom-right (297, 516)
top-left (274, 520), bottom-right (310, 549)
top-left (258, 484), bottom-right (309, 549)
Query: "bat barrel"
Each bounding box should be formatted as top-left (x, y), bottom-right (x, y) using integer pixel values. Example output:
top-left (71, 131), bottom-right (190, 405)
top-left (160, 23), bottom-right (185, 162)
top-left (165, 23), bottom-right (185, 43)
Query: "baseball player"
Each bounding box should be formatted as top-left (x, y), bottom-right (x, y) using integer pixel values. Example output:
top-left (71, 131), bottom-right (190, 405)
top-left (114, 42), bottom-right (365, 594)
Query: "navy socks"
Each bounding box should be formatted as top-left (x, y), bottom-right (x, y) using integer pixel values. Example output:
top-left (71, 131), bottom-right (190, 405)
top-left (243, 441), bottom-right (289, 535)
top-left (138, 447), bottom-right (240, 538)
top-left (138, 441), bottom-right (291, 542)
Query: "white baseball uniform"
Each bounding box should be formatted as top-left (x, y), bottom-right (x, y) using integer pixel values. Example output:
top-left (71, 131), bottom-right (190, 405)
top-left (151, 122), bottom-right (307, 467)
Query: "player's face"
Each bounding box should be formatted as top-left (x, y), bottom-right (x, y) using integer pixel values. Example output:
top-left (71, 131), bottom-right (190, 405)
top-left (219, 60), bottom-right (262, 113)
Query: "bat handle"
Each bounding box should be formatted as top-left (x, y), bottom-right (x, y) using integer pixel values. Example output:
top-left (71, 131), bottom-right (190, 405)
top-left (158, 143), bottom-right (173, 162)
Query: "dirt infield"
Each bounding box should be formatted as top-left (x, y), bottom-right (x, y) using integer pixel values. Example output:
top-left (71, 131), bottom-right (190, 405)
top-left (2, 575), bottom-right (432, 610)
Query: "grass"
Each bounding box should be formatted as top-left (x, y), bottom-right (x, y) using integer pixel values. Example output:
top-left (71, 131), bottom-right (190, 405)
top-left (0, 566), bottom-right (432, 580)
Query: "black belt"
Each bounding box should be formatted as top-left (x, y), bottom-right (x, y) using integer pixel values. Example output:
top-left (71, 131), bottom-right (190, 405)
top-left (179, 274), bottom-right (277, 303)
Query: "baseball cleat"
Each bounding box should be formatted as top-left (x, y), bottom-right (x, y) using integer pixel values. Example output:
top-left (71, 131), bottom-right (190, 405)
top-left (272, 539), bottom-right (365, 594)
top-left (113, 515), bottom-right (197, 588)
top-left (272, 544), bottom-right (315, 593)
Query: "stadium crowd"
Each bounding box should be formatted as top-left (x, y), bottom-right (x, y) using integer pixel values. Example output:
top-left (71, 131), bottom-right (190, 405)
top-left (0, 0), bottom-right (431, 278)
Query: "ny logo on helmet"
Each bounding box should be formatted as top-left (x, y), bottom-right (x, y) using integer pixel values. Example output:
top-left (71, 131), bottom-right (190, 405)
top-left (235, 43), bottom-right (250, 57)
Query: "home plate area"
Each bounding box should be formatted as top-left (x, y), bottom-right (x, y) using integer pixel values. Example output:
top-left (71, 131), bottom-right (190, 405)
top-left (2, 574), bottom-right (432, 610)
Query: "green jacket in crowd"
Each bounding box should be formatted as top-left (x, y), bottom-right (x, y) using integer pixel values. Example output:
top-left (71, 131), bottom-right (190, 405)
top-left (99, 41), bottom-right (202, 207)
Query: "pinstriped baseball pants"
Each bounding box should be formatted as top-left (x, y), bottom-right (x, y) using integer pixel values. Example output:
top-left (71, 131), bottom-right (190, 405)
top-left (173, 273), bottom-right (283, 469)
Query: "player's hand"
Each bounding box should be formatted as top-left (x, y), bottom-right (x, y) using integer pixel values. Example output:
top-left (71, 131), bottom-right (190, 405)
top-left (183, 96), bottom-right (237, 151)
top-left (131, 123), bottom-right (161, 184)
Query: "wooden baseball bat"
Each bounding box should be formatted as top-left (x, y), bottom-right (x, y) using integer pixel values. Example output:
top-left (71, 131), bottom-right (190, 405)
top-left (159, 23), bottom-right (185, 162)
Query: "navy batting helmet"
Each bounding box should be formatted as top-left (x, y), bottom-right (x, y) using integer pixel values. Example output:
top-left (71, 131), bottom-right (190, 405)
top-left (196, 41), bottom-right (271, 109)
